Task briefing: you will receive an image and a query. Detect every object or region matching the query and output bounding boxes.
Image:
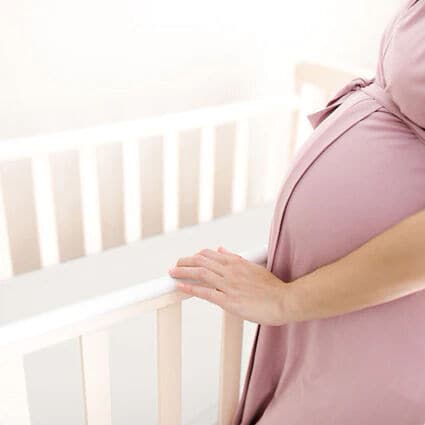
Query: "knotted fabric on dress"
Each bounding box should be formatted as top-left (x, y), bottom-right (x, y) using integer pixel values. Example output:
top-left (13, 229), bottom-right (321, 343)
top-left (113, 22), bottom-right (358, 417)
top-left (307, 0), bottom-right (425, 142)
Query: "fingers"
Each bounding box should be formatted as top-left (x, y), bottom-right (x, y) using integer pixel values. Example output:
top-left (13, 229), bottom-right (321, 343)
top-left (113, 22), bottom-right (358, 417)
top-left (197, 248), bottom-right (228, 265)
top-left (179, 248), bottom-right (227, 265)
top-left (173, 247), bottom-right (240, 270)
top-left (169, 266), bottom-right (226, 291)
top-left (217, 246), bottom-right (231, 253)
top-left (170, 246), bottom-right (243, 295)
top-left (217, 246), bottom-right (244, 261)
top-left (175, 252), bottom-right (225, 276)
top-left (175, 280), bottom-right (227, 308)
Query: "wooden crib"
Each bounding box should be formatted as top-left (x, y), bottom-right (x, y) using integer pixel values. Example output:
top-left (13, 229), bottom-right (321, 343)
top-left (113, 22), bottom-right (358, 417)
top-left (0, 62), bottom-right (370, 425)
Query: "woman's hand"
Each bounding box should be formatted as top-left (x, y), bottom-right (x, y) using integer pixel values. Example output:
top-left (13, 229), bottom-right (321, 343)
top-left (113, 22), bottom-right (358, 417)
top-left (168, 246), bottom-right (290, 326)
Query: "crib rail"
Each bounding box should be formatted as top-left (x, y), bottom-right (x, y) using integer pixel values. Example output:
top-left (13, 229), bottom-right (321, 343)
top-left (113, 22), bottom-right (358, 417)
top-left (0, 61), bottom-right (373, 425)
top-left (0, 97), bottom-right (300, 162)
top-left (0, 93), bottom-right (296, 425)
top-left (0, 205), bottom-right (271, 425)
top-left (0, 96), bottom-right (299, 281)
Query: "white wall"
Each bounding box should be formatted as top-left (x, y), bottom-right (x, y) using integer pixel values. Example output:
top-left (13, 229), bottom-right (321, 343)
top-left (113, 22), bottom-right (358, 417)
top-left (0, 0), bottom-right (402, 140)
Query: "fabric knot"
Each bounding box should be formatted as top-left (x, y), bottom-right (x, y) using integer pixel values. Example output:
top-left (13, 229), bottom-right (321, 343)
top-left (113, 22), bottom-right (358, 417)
top-left (307, 77), bottom-right (375, 129)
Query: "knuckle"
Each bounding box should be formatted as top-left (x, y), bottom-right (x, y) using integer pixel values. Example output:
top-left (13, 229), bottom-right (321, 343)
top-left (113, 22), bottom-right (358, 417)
top-left (194, 254), bottom-right (206, 266)
top-left (199, 267), bottom-right (208, 279)
top-left (199, 248), bottom-right (210, 256)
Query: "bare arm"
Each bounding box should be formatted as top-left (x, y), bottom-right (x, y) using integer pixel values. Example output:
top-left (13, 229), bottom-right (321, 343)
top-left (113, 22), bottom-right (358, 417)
top-left (169, 208), bottom-right (425, 326)
top-left (284, 207), bottom-right (425, 322)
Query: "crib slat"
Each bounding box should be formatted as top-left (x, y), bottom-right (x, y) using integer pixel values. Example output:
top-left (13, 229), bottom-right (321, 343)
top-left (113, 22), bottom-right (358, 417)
top-left (288, 109), bottom-right (300, 160)
top-left (214, 124), bottom-right (236, 218)
top-left (80, 331), bottom-right (112, 425)
top-left (97, 144), bottom-right (125, 249)
top-left (0, 160), bottom-right (41, 274)
top-left (218, 311), bottom-right (244, 425)
top-left (31, 154), bottom-right (59, 267)
top-left (122, 140), bottom-right (142, 243)
top-left (79, 146), bottom-right (102, 255)
top-left (50, 150), bottom-right (85, 261)
top-left (163, 132), bottom-right (180, 233)
top-left (157, 302), bottom-right (182, 425)
top-left (198, 126), bottom-right (215, 223)
top-left (288, 79), bottom-right (302, 160)
top-left (0, 180), bottom-right (13, 280)
top-left (0, 357), bottom-right (31, 425)
top-left (232, 120), bottom-right (249, 213)
top-left (140, 137), bottom-right (163, 238)
top-left (178, 130), bottom-right (200, 228)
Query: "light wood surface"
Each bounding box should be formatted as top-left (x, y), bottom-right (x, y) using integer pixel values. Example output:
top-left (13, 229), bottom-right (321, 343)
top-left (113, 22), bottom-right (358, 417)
top-left (0, 94), bottom-right (297, 425)
top-left (0, 205), bottom-right (272, 352)
top-left (80, 331), bottom-right (112, 425)
top-left (218, 311), bottom-right (244, 425)
top-left (157, 302), bottom-right (182, 425)
top-left (0, 357), bottom-right (31, 425)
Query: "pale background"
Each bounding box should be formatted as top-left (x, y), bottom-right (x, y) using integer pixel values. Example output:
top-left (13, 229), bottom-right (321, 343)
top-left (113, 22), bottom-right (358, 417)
top-left (0, 0), bottom-right (402, 141)
top-left (0, 1), bottom-right (403, 424)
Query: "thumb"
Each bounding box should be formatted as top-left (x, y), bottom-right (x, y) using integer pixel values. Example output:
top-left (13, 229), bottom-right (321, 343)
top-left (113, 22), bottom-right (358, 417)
top-left (217, 245), bottom-right (231, 253)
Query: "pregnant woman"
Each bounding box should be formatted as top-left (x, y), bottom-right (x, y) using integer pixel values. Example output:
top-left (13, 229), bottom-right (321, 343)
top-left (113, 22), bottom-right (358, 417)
top-left (169, 0), bottom-right (425, 423)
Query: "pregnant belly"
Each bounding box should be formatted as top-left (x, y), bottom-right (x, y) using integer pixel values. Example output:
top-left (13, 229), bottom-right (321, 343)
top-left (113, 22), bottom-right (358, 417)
top-left (257, 108), bottom-right (425, 425)
top-left (275, 108), bottom-right (425, 282)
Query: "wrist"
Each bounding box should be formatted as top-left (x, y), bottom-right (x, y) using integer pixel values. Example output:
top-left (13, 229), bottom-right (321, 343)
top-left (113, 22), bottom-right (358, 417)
top-left (278, 280), bottom-right (301, 325)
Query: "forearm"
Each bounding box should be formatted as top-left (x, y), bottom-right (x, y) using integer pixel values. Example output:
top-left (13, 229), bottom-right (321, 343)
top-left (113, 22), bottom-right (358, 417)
top-left (282, 208), bottom-right (425, 323)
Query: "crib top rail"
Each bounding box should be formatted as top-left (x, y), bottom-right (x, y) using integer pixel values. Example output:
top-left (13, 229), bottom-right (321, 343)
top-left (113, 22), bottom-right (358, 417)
top-left (0, 96), bottom-right (299, 162)
top-left (0, 204), bottom-right (272, 360)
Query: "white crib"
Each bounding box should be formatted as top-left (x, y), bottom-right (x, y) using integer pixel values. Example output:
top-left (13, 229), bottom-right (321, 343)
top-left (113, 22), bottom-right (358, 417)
top-left (0, 62), bottom-right (371, 425)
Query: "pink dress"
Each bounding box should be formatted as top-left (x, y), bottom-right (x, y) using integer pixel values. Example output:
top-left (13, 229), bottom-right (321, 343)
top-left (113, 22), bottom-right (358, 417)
top-left (232, 1), bottom-right (425, 424)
